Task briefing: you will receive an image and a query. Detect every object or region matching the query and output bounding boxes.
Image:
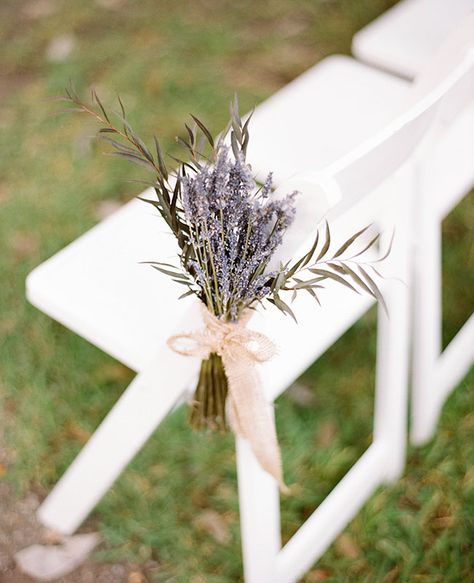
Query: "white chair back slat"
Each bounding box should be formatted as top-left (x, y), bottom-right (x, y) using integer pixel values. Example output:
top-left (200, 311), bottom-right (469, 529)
top-left (271, 34), bottom-right (474, 268)
top-left (331, 30), bottom-right (474, 210)
top-left (351, 0), bottom-right (474, 80)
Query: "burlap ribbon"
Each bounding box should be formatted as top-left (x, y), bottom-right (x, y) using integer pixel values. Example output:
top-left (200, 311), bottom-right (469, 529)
top-left (168, 304), bottom-right (287, 491)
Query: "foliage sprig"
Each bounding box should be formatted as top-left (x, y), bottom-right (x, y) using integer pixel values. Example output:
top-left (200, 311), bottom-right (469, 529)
top-left (61, 86), bottom-right (390, 321)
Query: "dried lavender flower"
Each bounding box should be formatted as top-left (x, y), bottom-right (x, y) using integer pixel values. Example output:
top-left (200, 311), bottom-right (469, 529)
top-left (62, 88), bottom-right (388, 323)
top-left (62, 88), bottom-right (390, 434)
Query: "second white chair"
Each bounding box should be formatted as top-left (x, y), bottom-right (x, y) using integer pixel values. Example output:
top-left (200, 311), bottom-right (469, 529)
top-left (352, 0), bottom-right (474, 445)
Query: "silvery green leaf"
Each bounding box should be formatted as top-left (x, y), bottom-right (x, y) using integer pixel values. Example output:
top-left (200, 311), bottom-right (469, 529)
top-left (273, 294), bottom-right (297, 322)
top-left (309, 268), bottom-right (359, 293)
top-left (179, 289), bottom-right (196, 299)
top-left (358, 266), bottom-right (388, 314)
top-left (117, 94), bottom-right (126, 119)
top-left (372, 231), bottom-right (395, 263)
top-left (230, 131), bottom-right (239, 159)
top-left (190, 115), bottom-right (214, 148)
top-left (92, 89), bottom-right (110, 123)
top-left (333, 224), bottom-right (371, 258)
top-left (303, 286), bottom-right (321, 305)
top-left (293, 276), bottom-right (325, 289)
top-left (350, 232), bottom-right (380, 259)
top-left (108, 151), bottom-right (155, 172)
top-left (338, 264), bottom-right (373, 296)
top-left (154, 136), bottom-right (168, 179)
top-left (316, 221), bottom-right (331, 261)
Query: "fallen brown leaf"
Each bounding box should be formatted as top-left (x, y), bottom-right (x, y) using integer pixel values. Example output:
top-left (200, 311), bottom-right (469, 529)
top-left (287, 383), bottom-right (316, 407)
top-left (65, 422), bottom-right (92, 444)
top-left (9, 232), bottom-right (40, 259)
top-left (316, 420), bottom-right (338, 447)
top-left (194, 510), bottom-right (231, 545)
top-left (95, 361), bottom-right (133, 383)
top-left (128, 571), bottom-right (148, 583)
top-left (432, 515), bottom-right (456, 529)
top-left (40, 529), bottom-right (64, 545)
top-left (382, 565), bottom-right (400, 583)
top-left (335, 532), bottom-right (360, 559)
top-left (306, 568), bottom-right (332, 581)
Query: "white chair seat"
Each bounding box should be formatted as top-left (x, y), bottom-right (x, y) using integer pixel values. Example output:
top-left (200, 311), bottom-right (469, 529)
top-left (26, 55), bottom-right (409, 373)
top-left (27, 197), bottom-right (190, 372)
top-left (352, 0), bottom-right (474, 79)
top-left (247, 55), bottom-right (409, 183)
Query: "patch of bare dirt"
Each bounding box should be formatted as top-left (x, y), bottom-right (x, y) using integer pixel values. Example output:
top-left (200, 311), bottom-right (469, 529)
top-left (0, 480), bottom-right (161, 583)
top-left (0, 437), bottom-right (155, 583)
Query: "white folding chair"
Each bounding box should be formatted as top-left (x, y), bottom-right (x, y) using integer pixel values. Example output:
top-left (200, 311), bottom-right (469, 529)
top-left (353, 3), bottom-right (474, 443)
top-left (27, 54), bottom-right (410, 537)
top-left (352, 1), bottom-right (474, 220)
top-left (25, 21), bottom-right (472, 583)
top-left (27, 48), bottom-right (408, 536)
top-left (352, 0), bottom-right (474, 80)
top-left (237, 31), bottom-right (474, 582)
top-left (408, 23), bottom-right (474, 444)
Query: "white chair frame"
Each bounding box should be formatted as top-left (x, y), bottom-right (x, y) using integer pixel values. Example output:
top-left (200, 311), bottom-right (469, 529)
top-left (351, 0), bottom-right (474, 447)
top-left (234, 45), bottom-right (474, 580)
top-left (410, 109), bottom-right (474, 445)
top-left (33, 162), bottom-right (414, 583)
top-left (237, 189), bottom-right (413, 583)
top-left (351, 0), bottom-right (474, 80)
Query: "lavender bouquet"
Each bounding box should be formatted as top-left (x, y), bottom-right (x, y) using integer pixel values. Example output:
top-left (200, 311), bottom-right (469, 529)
top-left (64, 89), bottom-right (388, 486)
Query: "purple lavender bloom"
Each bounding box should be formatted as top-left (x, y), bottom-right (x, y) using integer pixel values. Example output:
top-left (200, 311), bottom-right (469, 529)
top-left (181, 145), bottom-right (298, 321)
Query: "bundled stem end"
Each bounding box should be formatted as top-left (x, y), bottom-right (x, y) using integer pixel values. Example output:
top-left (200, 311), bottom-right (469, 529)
top-left (189, 353), bottom-right (229, 432)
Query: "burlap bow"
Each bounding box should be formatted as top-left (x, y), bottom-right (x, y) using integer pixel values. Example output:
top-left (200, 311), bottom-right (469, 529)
top-left (168, 304), bottom-right (287, 491)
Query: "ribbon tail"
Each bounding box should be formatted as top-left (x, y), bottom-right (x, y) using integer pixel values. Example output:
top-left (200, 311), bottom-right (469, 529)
top-left (223, 355), bottom-right (288, 493)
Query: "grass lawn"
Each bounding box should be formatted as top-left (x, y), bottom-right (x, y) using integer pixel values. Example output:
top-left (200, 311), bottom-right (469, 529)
top-left (0, 0), bottom-right (473, 581)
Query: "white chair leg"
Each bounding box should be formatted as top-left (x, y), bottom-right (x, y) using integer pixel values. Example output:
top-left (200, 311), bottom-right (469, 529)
top-left (236, 436), bottom-right (280, 583)
top-left (373, 196), bottom-right (411, 482)
top-left (37, 348), bottom-right (199, 535)
top-left (436, 314), bottom-right (474, 403)
top-left (373, 280), bottom-right (410, 482)
top-left (411, 216), bottom-right (442, 445)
